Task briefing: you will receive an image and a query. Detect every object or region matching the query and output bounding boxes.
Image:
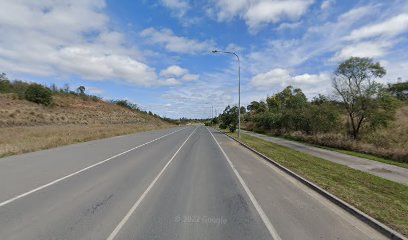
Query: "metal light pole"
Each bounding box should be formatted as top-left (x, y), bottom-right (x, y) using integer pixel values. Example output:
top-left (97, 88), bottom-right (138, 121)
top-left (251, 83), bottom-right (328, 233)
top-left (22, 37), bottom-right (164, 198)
top-left (211, 50), bottom-right (241, 138)
top-left (205, 102), bottom-right (214, 127)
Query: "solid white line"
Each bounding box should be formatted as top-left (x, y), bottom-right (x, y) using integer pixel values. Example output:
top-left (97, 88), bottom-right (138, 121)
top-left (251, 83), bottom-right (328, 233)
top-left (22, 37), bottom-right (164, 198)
top-left (0, 127), bottom-right (187, 208)
top-left (207, 128), bottom-right (282, 240)
top-left (106, 127), bottom-right (198, 240)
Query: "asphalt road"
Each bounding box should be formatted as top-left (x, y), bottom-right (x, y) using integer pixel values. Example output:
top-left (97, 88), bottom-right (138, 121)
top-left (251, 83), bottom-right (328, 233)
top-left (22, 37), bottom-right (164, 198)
top-left (0, 126), bottom-right (389, 239)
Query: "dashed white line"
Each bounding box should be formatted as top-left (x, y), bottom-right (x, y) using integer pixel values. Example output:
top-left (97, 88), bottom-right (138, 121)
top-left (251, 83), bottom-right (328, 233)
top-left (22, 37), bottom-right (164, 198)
top-left (207, 127), bottom-right (282, 240)
top-left (106, 127), bottom-right (198, 240)
top-left (0, 127), bottom-right (186, 208)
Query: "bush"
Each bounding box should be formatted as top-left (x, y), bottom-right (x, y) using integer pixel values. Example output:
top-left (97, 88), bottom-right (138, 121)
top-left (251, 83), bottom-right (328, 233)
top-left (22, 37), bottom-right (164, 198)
top-left (112, 100), bottom-right (140, 111)
top-left (24, 84), bottom-right (53, 106)
top-left (0, 79), bottom-right (11, 93)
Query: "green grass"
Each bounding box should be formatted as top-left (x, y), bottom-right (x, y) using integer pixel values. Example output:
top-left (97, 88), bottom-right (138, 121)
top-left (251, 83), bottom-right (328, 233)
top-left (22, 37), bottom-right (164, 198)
top-left (229, 132), bottom-right (408, 236)
top-left (252, 131), bottom-right (408, 169)
top-left (318, 146), bottom-right (408, 169)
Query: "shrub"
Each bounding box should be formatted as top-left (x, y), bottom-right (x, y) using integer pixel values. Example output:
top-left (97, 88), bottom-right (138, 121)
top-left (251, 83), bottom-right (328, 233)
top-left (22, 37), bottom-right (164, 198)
top-left (113, 100), bottom-right (140, 111)
top-left (24, 84), bottom-right (53, 106)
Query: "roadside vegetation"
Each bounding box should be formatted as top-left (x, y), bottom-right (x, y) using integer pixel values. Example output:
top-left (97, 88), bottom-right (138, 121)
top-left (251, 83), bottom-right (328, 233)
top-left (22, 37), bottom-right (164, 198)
top-left (0, 73), bottom-right (176, 157)
top-left (217, 57), bottom-right (408, 163)
top-left (230, 132), bottom-right (408, 236)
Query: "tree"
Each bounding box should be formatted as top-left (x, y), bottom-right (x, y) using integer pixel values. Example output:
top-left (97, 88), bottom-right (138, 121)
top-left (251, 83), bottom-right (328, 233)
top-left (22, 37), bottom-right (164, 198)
top-left (266, 86), bottom-right (307, 112)
top-left (0, 73), bottom-right (11, 93)
top-left (24, 84), bottom-right (53, 106)
top-left (219, 105), bottom-right (238, 132)
top-left (77, 86), bottom-right (86, 95)
top-left (333, 57), bottom-right (396, 139)
top-left (240, 106), bottom-right (246, 114)
top-left (304, 103), bottom-right (341, 134)
top-left (247, 100), bottom-right (267, 113)
top-left (388, 81), bottom-right (408, 101)
top-left (266, 86), bottom-right (308, 132)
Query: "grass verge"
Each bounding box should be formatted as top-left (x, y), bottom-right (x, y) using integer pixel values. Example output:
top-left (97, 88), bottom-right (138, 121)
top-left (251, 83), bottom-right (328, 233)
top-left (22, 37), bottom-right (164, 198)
top-left (230, 132), bottom-right (408, 236)
top-left (317, 145), bottom-right (408, 169)
top-left (0, 124), bottom-right (172, 158)
top-left (251, 130), bottom-right (408, 169)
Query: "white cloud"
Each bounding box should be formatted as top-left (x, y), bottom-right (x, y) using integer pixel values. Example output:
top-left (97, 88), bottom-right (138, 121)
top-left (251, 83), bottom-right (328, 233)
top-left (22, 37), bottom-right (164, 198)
top-left (160, 65), bottom-right (188, 78)
top-left (331, 40), bottom-right (394, 62)
top-left (0, 0), bottom-right (176, 87)
top-left (162, 78), bottom-right (181, 86)
top-left (209, 0), bottom-right (314, 32)
top-left (159, 0), bottom-right (189, 17)
top-left (181, 74), bottom-right (199, 81)
top-left (246, 4), bottom-right (402, 74)
top-left (345, 14), bottom-right (408, 41)
top-left (57, 46), bottom-right (159, 86)
top-left (250, 68), bottom-right (331, 95)
top-left (251, 68), bottom-right (291, 89)
top-left (140, 28), bottom-right (214, 54)
top-left (277, 21), bottom-right (302, 30)
top-left (160, 65), bottom-right (199, 82)
top-left (320, 0), bottom-right (335, 11)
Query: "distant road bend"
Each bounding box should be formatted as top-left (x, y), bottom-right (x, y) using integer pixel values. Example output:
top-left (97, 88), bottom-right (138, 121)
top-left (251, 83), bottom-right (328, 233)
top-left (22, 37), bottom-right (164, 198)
top-left (0, 126), bottom-right (389, 239)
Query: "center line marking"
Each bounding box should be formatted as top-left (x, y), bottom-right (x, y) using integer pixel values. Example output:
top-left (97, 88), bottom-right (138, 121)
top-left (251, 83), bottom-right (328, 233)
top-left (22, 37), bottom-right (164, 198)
top-left (106, 126), bottom-right (198, 240)
top-left (207, 127), bottom-right (282, 240)
top-left (0, 127), bottom-right (187, 208)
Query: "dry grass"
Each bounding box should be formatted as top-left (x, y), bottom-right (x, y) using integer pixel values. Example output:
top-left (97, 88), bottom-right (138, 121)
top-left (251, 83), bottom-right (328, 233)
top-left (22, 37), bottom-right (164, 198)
top-left (0, 94), bottom-right (174, 157)
top-left (0, 124), bottom-right (171, 158)
top-left (0, 94), bottom-right (165, 127)
top-left (263, 104), bottom-right (408, 163)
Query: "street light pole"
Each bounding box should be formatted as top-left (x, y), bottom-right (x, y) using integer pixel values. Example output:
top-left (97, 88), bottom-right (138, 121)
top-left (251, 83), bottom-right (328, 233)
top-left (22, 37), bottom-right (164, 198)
top-left (211, 50), bottom-right (241, 138)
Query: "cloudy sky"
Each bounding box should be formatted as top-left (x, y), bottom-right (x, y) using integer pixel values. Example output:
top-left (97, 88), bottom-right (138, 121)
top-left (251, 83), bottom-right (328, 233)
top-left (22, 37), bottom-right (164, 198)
top-left (1, 0), bottom-right (408, 118)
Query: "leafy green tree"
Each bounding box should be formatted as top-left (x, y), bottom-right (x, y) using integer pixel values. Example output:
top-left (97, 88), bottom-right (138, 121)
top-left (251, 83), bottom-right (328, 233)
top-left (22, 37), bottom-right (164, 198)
top-left (266, 86), bottom-right (308, 132)
top-left (253, 111), bottom-right (281, 131)
top-left (0, 73), bottom-right (11, 93)
top-left (24, 84), bottom-right (53, 106)
top-left (219, 105), bottom-right (238, 132)
top-left (333, 57), bottom-right (397, 139)
top-left (247, 100), bottom-right (267, 113)
top-left (388, 81), bottom-right (408, 101)
top-left (304, 103), bottom-right (341, 134)
top-left (266, 86), bottom-right (307, 112)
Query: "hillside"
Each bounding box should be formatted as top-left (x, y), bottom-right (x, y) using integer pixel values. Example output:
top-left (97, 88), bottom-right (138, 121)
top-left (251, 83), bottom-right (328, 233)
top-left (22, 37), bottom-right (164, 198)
top-left (0, 94), bottom-right (168, 127)
top-left (0, 93), bottom-right (174, 157)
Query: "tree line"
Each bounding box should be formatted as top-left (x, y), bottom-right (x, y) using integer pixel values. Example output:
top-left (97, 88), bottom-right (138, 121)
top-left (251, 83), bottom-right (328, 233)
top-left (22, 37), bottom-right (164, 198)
top-left (218, 57), bottom-right (407, 141)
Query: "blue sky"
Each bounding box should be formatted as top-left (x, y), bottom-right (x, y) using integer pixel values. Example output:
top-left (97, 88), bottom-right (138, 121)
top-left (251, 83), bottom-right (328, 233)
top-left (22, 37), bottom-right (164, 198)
top-left (1, 0), bottom-right (408, 119)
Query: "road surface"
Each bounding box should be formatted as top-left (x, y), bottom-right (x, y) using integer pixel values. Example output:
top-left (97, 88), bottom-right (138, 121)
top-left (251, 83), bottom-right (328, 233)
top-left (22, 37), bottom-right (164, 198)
top-left (242, 130), bottom-right (408, 185)
top-left (0, 126), bottom-right (389, 239)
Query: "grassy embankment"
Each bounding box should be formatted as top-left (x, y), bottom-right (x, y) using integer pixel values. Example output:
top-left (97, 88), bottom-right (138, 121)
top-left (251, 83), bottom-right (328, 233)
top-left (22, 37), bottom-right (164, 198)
top-left (229, 132), bottom-right (408, 236)
top-left (0, 94), bottom-right (174, 158)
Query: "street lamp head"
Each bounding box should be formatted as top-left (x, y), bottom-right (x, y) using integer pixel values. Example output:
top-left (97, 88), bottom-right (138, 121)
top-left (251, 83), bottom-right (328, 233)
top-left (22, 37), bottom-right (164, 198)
top-left (211, 50), bottom-right (219, 53)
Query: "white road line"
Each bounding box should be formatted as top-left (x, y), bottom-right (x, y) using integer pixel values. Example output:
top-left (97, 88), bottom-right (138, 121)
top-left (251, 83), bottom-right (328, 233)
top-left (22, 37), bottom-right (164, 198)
top-left (207, 128), bottom-right (282, 240)
top-left (256, 149), bottom-right (382, 237)
top-left (0, 127), bottom-right (187, 208)
top-left (106, 127), bottom-right (198, 240)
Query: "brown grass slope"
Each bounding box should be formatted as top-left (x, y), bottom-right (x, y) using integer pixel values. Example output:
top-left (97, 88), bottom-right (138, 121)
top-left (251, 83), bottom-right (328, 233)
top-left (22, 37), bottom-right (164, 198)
top-left (0, 94), bottom-right (174, 157)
